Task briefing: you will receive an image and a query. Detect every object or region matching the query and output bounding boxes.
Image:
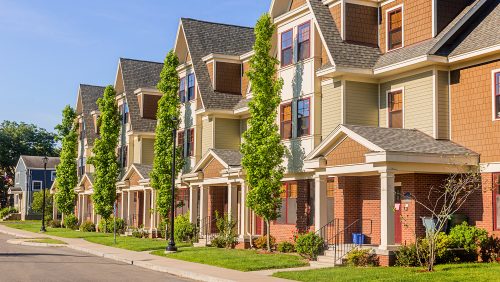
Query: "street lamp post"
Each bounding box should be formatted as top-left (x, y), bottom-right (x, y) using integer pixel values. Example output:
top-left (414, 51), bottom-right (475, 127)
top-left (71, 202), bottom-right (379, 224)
top-left (40, 156), bottom-right (48, 232)
top-left (166, 118), bottom-right (178, 253)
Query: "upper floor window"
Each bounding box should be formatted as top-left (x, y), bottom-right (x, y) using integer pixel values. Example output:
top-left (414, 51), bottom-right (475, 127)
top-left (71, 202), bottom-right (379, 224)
top-left (32, 180), bottom-right (42, 191)
top-left (297, 98), bottom-right (310, 137)
top-left (493, 173), bottom-right (500, 230)
top-left (179, 77), bottom-right (186, 103)
top-left (281, 30), bottom-right (293, 67)
top-left (51, 171), bottom-right (56, 181)
top-left (187, 74), bottom-right (195, 101)
top-left (187, 128), bottom-right (194, 157)
top-left (119, 103), bottom-right (129, 124)
top-left (178, 129), bottom-right (194, 157)
top-left (277, 182), bottom-right (297, 225)
top-left (178, 130), bottom-right (185, 156)
top-left (387, 7), bottom-right (403, 51)
top-left (118, 145), bottom-right (128, 168)
top-left (297, 22), bottom-right (310, 61)
top-left (388, 90), bottom-right (403, 128)
top-left (493, 71), bottom-right (500, 120)
top-left (281, 103), bottom-right (292, 139)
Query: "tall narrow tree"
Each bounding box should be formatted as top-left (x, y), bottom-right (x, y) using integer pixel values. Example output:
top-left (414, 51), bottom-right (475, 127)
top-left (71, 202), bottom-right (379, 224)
top-left (90, 86), bottom-right (120, 224)
top-left (242, 14), bottom-right (285, 252)
top-left (54, 106), bottom-right (78, 221)
top-left (151, 50), bottom-right (183, 222)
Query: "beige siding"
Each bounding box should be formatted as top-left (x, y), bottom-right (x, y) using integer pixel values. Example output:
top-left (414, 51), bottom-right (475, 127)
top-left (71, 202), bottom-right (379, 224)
top-left (437, 71), bottom-right (450, 140)
top-left (345, 81), bottom-right (379, 126)
top-left (201, 118), bottom-right (213, 156)
top-left (240, 118), bottom-right (248, 144)
top-left (142, 138), bottom-right (155, 165)
top-left (214, 118), bottom-right (240, 150)
top-left (321, 80), bottom-right (342, 137)
top-left (380, 71), bottom-right (434, 136)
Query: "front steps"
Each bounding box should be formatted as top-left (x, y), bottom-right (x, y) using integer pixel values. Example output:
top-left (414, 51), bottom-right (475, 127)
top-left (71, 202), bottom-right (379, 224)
top-left (1, 213), bottom-right (21, 221)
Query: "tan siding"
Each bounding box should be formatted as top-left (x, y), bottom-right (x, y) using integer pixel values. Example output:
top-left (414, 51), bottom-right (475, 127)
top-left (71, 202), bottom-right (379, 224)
top-left (201, 118), bottom-right (214, 156)
top-left (214, 118), bottom-right (240, 150)
top-left (290, 0), bottom-right (306, 11)
top-left (321, 80), bottom-right (342, 137)
top-left (207, 62), bottom-right (214, 86)
top-left (241, 62), bottom-right (250, 98)
top-left (329, 4), bottom-right (342, 33)
top-left (142, 138), bottom-right (155, 165)
top-left (240, 118), bottom-right (248, 144)
top-left (380, 71), bottom-right (434, 136)
top-left (203, 158), bottom-right (224, 179)
top-left (325, 137), bottom-right (369, 167)
top-left (345, 3), bottom-right (378, 46)
top-left (345, 81), bottom-right (379, 126)
top-left (437, 71), bottom-right (450, 140)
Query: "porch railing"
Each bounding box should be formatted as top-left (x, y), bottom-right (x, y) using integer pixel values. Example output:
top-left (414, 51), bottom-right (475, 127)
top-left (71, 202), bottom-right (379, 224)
top-left (199, 216), bottom-right (219, 245)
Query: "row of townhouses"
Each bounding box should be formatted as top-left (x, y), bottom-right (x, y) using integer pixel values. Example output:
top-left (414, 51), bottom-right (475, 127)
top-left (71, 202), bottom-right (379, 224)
top-left (71, 0), bottom-right (499, 265)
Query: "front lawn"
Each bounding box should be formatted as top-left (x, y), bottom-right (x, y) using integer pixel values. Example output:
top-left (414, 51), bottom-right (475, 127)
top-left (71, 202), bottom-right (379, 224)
top-left (152, 247), bottom-right (308, 271)
top-left (273, 263), bottom-right (500, 281)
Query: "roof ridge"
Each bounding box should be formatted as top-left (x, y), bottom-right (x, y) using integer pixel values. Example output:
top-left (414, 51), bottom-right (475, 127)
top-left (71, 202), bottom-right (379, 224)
top-left (119, 57), bottom-right (163, 65)
top-left (80, 84), bottom-right (105, 88)
top-left (181, 17), bottom-right (254, 30)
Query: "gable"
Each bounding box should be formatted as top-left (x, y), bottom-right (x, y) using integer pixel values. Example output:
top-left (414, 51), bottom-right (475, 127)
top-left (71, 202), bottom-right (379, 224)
top-left (202, 158), bottom-right (225, 179)
top-left (83, 177), bottom-right (92, 191)
top-left (325, 137), bottom-right (369, 167)
top-left (114, 63), bottom-right (125, 94)
top-left (128, 169), bottom-right (142, 186)
top-left (290, 0), bottom-right (307, 11)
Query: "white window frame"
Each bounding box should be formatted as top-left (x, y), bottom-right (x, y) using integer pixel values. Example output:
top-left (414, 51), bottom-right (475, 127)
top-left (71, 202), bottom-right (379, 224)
top-left (32, 180), bottom-right (43, 191)
top-left (386, 4), bottom-right (404, 52)
top-left (51, 171), bottom-right (56, 181)
top-left (492, 69), bottom-right (500, 121)
top-left (386, 87), bottom-right (405, 128)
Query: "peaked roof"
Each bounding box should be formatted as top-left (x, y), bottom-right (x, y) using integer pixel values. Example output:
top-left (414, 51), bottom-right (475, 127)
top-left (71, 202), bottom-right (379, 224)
top-left (78, 84), bottom-right (105, 146)
top-left (121, 163), bottom-right (153, 182)
top-left (118, 58), bottom-right (164, 133)
top-left (180, 18), bottom-right (255, 110)
top-left (20, 156), bottom-right (60, 169)
top-left (192, 149), bottom-right (242, 173)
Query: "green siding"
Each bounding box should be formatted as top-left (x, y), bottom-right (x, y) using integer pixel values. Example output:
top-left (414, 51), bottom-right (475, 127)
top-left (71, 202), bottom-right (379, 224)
top-left (321, 80), bottom-right (342, 137)
top-left (142, 138), bottom-right (155, 165)
top-left (201, 118), bottom-right (213, 156)
top-left (214, 118), bottom-right (240, 150)
top-left (345, 81), bottom-right (379, 126)
top-left (437, 71), bottom-right (450, 140)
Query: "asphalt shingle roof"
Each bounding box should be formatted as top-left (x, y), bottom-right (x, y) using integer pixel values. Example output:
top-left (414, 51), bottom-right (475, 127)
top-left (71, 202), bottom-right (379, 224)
top-left (79, 84), bottom-right (105, 146)
top-left (181, 18), bottom-right (255, 110)
top-left (21, 156), bottom-right (60, 169)
top-left (132, 163), bottom-right (153, 179)
top-left (119, 58), bottom-right (164, 133)
top-left (211, 149), bottom-right (242, 167)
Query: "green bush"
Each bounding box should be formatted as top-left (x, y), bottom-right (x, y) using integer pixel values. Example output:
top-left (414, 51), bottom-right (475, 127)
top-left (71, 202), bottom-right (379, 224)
top-left (253, 235), bottom-right (277, 250)
top-left (277, 241), bottom-right (295, 253)
top-left (211, 212), bottom-right (238, 248)
top-left (396, 244), bottom-right (420, 267)
top-left (158, 220), bottom-right (167, 238)
top-left (210, 236), bottom-right (226, 248)
top-left (98, 217), bottom-right (125, 234)
top-left (174, 213), bottom-right (196, 242)
top-left (80, 220), bottom-right (96, 232)
top-left (63, 214), bottom-right (79, 230)
top-left (295, 232), bottom-right (325, 260)
top-left (131, 228), bottom-right (148, 238)
top-left (449, 222), bottom-right (488, 261)
top-left (479, 235), bottom-right (500, 262)
top-left (0, 207), bottom-right (17, 218)
top-left (396, 233), bottom-right (455, 266)
top-left (346, 248), bottom-right (379, 267)
top-left (49, 219), bottom-right (62, 228)
top-left (31, 191), bottom-right (53, 221)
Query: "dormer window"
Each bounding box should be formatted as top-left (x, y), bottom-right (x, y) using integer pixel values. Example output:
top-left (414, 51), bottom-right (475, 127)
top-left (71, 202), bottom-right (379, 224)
top-left (179, 77), bottom-right (186, 103)
top-left (281, 30), bottom-right (293, 67)
top-left (387, 6), bottom-right (403, 51)
top-left (187, 74), bottom-right (195, 101)
top-left (297, 22), bottom-right (310, 61)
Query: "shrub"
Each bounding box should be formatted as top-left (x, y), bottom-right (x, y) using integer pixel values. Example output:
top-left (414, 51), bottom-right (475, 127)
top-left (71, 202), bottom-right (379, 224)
top-left (449, 222), bottom-right (488, 261)
top-left (49, 219), bottom-right (62, 228)
top-left (63, 214), bottom-right (79, 230)
top-left (295, 232), bottom-right (324, 260)
top-left (131, 228), bottom-right (148, 238)
top-left (174, 213), bottom-right (196, 242)
top-left (346, 248), bottom-right (379, 267)
top-left (211, 212), bottom-right (238, 248)
top-left (158, 219), bottom-right (167, 238)
top-left (210, 236), bottom-right (226, 248)
top-left (253, 235), bottom-right (276, 250)
top-left (98, 217), bottom-right (126, 234)
top-left (31, 191), bottom-right (53, 221)
top-left (277, 241), bottom-right (295, 253)
top-left (396, 244), bottom-right (420, 267)
top-left (0, 207), bottom-right (17, 218)
top-left (479, 235), bottom-right (500, 262)
top-left (396, 233), bottom-right (455, 267)
top-left (80, 220), bottom-right (96, 232)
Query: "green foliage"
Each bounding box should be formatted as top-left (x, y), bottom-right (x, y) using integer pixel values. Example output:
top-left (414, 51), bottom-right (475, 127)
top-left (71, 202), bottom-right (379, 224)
top-left (253, 235), bottom-right (277, 250)
top-left (396, 233), bottom-right (456, 267)
top-left (174, 213), bottom-right (196, 242)
top-left (0, 207), bottom-right (17, 218)
top-left (55, 106), bottom-right (78, 216)
top-left (295, 232), bottom-right (324, 260)
top-left (131, 228), bottom-right (149, 238)
top-left (479, 235), bottom-right (500, 262)
top-left (395, 244), bottom-right (420, 267)
top-left (98, 217), bottom-right (125, 234)
top-left (31, 191), bottom-right (53, 221)
top-left (49, 219), bottom-right (62, 228)
top-left (242, 13), bottom-right (285, 252)
top-left (80, 220), bottom-right (96, 232)
top-left (89, 86), bottom-right (120, 220)
top-left (151, 50), bottom-right (183, 219)
top-left (63, 214), bottom-right (79, 230)
top-left (212, 212), bottom-right (238, 248)
top-left (449, 222), bottom-right (488, 254)
top-left (346, 248), bottom-right (379, 267)
top-left (158, 219), bottom-right (167, 238)
top-left (277, 241), bottom-right (295, 253)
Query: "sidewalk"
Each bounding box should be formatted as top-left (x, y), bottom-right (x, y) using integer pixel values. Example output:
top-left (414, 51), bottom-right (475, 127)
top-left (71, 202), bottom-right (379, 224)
top-left (0, 224), bottom-right (288, 282)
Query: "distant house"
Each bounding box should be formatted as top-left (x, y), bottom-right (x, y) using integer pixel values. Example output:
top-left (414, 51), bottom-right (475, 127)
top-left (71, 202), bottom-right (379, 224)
top-left (9, 155), bottom-right (60, 220)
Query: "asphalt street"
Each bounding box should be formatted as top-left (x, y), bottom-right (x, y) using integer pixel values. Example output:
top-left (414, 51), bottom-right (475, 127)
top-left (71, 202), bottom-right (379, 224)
top-left (0, 233), bottom-right (192, 282)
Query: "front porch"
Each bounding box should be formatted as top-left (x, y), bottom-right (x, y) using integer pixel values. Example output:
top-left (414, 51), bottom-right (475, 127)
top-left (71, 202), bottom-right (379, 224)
top-left (75, 173), bottom-right (98, 225)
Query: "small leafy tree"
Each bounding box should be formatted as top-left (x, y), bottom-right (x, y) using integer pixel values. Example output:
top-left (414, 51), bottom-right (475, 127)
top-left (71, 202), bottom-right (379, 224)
top-left (55, 106), bottom-right (78, 222)
top-left (151, 50), bottom-right (183, 223)
top-left (89, 86), bottom-right (120, 229)
top-left (241, 14), bottom-right (285, 252)
top-left (32, 191), bottom-right (53, 222)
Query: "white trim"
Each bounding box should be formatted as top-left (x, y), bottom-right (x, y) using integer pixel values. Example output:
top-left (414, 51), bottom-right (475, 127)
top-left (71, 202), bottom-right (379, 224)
top-left (449, 44), bottom-right (500, 63)
top-left (51, 171), bottom-right (56, 182)
top-left (432, 68), bottom-right (438, 138)
top-left (202, 53), bottom-right (241, 63)
top-left (345, 0), bottom-right (378, 8)
top-left (240, 50), bottom-right (255, 61)
top-left (385, 87), bottom-right (405, 128)
top-left (492, 68), bottom-right (500, 121)
top-left (385, 4), bottom-right (404, 53)
top-left (448, 70), bottom-right (452, 140)
top-left (32, 180), bottom-right (43, 191)
top-left (374, 55), bottom-right (447, 75)
top-left (321, 78), bottom-right (334, 86)
top-left (431, 0), bottom-right (437, 37)
top-left (341, 0), bottom-right (346, 40)
top-left (480, 162), bottom-right (500, 173)
top-left (380, 0), bottom-right (396, 7)
top-left (273, 3), bottom-right (309, 24)
top-left (306, 1), bottom-right (336, 68)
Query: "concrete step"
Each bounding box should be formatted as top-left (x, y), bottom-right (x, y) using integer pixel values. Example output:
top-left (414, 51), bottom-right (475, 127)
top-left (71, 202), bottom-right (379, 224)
top-left (317, 255), bottom-right (344, 264)
top-left (311, 258), bottom-right (344, 267)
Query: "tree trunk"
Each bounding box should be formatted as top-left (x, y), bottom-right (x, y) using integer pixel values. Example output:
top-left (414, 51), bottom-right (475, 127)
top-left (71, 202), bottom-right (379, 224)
top-left (266, 219), bottom-right (271, 252)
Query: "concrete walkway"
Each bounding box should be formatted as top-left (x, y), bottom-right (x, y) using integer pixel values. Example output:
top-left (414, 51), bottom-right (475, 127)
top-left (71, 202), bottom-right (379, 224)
top-left (0, 224), bottom-right (289, 282)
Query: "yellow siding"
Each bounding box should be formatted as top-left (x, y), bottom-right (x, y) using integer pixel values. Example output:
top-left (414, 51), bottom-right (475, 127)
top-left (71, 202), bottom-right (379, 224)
top-left (437, 71), bottom-right (450, 140)
top-left (345, 81), bottom-right (379, 126)
top-left (214, 118), bottom-right (240, 150)
top-left (142, 138), bottom-right (155, 165)
top-left (321, 80), bottom-right (343, 137)
top-left (380, 71), bottom-right (434, 136)
top-left (201, 118), bottom-right (213, 156)
top-left (240, 118), bottom-right (248, 144)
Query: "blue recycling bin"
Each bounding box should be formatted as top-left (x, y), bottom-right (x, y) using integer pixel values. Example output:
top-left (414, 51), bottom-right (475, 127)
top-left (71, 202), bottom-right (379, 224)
top-left (352, 233), bottom-right (365, 245)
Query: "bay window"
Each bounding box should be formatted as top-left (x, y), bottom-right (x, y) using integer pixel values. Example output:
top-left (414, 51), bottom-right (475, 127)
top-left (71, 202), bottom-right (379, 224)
top-left (178, 130), bottom-right (185, 156)
top-left (280, 98), bottom-right (311, 139)
top-left (187, 128), bottom-right (194, 157)
top-left (297, 22), bottom-right (310, 61)
top-left (281, 30), bottom-right (293, 67)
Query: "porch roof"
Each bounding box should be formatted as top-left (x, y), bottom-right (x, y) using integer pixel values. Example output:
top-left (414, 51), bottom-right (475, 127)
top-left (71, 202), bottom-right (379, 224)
top-left (191, 149), bottom-right (242, 173)
top-left (120, 163), bottom-right (152, 182)
top-left (8, 186), bottom-right (22, 194)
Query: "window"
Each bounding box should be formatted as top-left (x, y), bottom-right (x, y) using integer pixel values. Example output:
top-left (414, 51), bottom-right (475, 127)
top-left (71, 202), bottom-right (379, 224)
top-left (493, 71), bottom-right (500, 119)
top-left (179, 77), bottom-right (186, 103)
top-left (387, 7), bottom-right (403, 51)
top-left (281, 30), bottom-right (293, 67)
top-left (187, 128), bottom-right (194, 157)
top-left (178, 130), bottom-right (185, 157)
top-left (298, 22), bottom-right (310, 61)
top-left (327, 178), bottom-right (335, 222)
top-left (118, 145), bottom-right (128, 168)
top-left (280, 103), bottom-right (293, 139)
top-left (297, 98), bottom-right (310, 137)
top-left (32, 181), bottom-right (42, 191)
top-left (78, 157), bottom-right (85, 178)
top-left (175, 188), bottom-right (190, 216)
top-left (187, 74), bottom-right (195, 101)
top-left (119, 103), bottom-right (129, 124)
top-left (51, 171), bottom-right (56, 181)
top-left (494, 173), bottom-right (500, 230)
top-left (388, 90), bottom-right (403, 128)
top-left (277, 182), bottom-right (297, 225)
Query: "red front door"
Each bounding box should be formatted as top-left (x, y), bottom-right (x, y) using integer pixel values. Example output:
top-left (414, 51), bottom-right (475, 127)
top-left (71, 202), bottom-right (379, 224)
top-left (394, 187), bottom-right (402, 244)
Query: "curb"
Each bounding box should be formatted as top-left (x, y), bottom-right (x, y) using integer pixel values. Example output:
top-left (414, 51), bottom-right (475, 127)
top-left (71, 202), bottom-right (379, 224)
top-left (133, 260), bottom-right (233, 282)
top-left (7, 239), bottom-right (67, 248)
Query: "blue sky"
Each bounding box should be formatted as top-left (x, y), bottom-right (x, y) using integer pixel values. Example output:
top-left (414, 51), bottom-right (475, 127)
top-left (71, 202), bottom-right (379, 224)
top-left (0, 0), bottom-right (269, 132)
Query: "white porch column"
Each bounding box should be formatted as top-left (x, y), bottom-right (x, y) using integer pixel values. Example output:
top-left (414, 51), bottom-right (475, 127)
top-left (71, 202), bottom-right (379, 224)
top-left (314, 175), bottom-right (328, 232)
top-left (189, 185), bottom-right (199, 224)
top-left (199, 185), bottom-right (208, 234)
top-left (227, 182), bottom-right (238, 220)
top-left (143, 190), bottom-right (148, 228)
top-left (82, 195), bottom-right (87, 222)
top-left (127, 190), bottom-right (132, 226)
top-left (380, 171), bottom-right (396, 250)
top-left (150, 190), bottom-right (156, 229)
top-left (239, 182), bottom-right (249, 239)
